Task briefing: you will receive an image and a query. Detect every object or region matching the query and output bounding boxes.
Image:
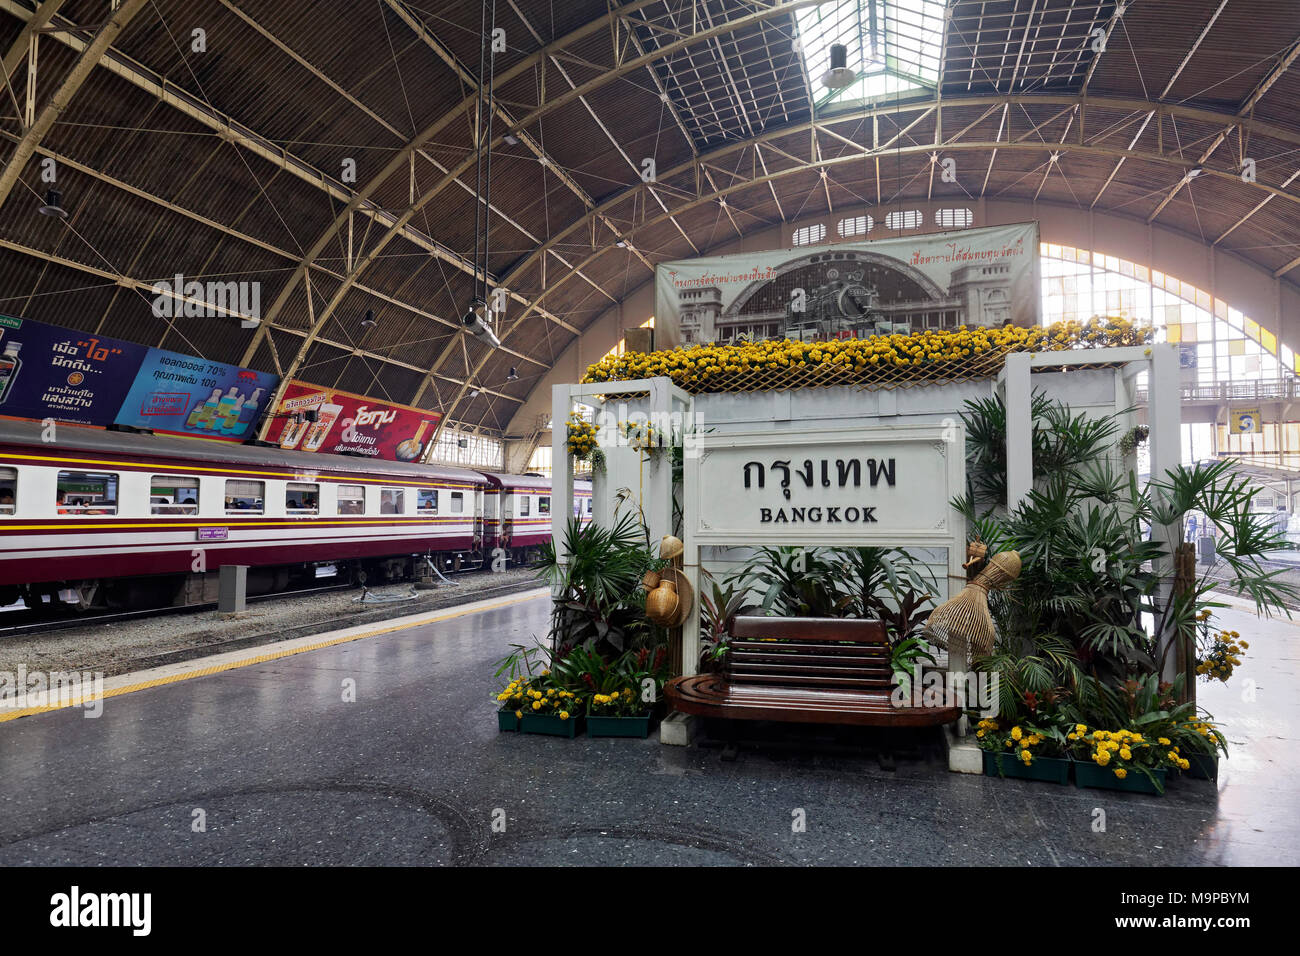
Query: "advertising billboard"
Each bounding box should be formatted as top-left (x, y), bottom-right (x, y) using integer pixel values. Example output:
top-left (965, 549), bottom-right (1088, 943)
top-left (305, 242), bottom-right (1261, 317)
top-left (0, 314), bottom-right (149, 426)
top-left (264, 381), bottom-right (440, 461)
top-left (113, 348), bottom-right (279, 442)
top-left (655, 221), bottom-right (1040, 346)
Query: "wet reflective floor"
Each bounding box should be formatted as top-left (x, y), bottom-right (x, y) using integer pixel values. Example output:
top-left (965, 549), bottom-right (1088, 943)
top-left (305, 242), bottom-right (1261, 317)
top-left (0, 592), bottom-right (1295, 866)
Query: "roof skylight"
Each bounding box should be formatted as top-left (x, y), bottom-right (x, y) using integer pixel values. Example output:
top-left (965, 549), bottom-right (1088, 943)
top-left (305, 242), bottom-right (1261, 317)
top-left (794, 0), bottom-right (945, 111)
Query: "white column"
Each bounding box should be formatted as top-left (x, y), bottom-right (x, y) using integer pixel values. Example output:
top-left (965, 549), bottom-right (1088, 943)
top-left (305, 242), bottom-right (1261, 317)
top-left (646, 377), bottom-right (673, 546)
top-left (1003, 352), bottom-right (1033, 510)
top-left (551, 384), bottom-right (573, 571)
top-left (1148, 344), bottom-right (1183, 683)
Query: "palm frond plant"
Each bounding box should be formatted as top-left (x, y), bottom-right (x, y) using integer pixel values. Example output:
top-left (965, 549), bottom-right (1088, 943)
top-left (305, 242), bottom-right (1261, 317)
top-left (535, 512), bottom-right (663, 658)
top-left (730, 546), bottom-right (850, 618)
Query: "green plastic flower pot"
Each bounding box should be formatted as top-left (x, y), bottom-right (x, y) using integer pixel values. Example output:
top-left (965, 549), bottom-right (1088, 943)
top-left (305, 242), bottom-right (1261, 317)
top-left (1185, 751), bottom-right (1219, 781)
top-left (982, 751), bottom-right (1071, 784)
top-left (519, 713), bottom-right (584, 737)
top-left (497, 708), bottom-right (521, 732)
top-left (586, 713), bottom-right (655, 738)
top-left (1073, 759), bottom-right (1166, 795)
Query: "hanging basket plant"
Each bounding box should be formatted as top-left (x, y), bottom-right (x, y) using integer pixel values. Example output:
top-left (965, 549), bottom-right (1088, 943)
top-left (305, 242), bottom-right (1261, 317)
top-left (566, 412), bottom-right (605, 472)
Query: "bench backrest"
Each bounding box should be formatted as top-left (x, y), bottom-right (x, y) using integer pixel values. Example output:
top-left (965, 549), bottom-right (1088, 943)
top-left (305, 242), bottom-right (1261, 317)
top-left (726, 616), bottom-right (893, 690)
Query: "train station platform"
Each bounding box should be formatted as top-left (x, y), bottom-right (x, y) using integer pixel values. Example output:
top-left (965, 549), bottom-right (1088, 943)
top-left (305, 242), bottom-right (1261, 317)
top-left (0, 590), bottom-right (1295, 867)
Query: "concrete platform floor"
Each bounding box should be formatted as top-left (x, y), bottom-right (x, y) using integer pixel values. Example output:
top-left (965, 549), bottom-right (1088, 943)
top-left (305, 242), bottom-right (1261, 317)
top-left (0, 590), bottom-right (1296, 866)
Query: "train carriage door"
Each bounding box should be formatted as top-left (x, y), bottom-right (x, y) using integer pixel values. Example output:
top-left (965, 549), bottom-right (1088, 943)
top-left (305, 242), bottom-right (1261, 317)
top-left (501, 490), bottom-right (513, 549)
top-left (473, 487), bottom-right (484, 553)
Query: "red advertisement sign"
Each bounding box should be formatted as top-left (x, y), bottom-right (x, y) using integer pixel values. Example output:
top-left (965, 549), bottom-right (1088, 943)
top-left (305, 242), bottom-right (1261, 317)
top-left (264, 381), bottom-right (440, 461)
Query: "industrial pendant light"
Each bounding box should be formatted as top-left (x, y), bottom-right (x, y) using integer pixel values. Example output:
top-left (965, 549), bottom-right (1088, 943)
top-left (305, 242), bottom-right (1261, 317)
top-left (822, 43), bottom-right (857, 89)
top-left (38, 188), bottom-right (68, 218)
top-left (507, 366), bottom-right (519, 381)
top-left (361, 309), bottom-right (377, 329)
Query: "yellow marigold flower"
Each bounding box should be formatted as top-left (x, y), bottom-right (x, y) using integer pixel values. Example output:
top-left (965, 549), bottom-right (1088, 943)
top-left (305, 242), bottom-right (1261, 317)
top-left (515, 710), bottom-right (522, 719)
top-left (1011, 726), bottom-right (1023, 741)
top-left (559, 711), bottom-right (570, 720)
top-left (1158, 737), bottom-right (1171, 746)
top-left (1120, 748), bottom-right (1133, 760)
top-left (1114, 768), bottom-right (1128, 779)
top-left (532, 701), bottom-right (541, 710)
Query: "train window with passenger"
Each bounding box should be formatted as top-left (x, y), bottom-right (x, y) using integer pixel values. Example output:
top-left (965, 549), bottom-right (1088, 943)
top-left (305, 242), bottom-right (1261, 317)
top-left (0, 466), bottom-right (15, 515)
top-left (417, 489), bottom-right (438, 513)
top-left (380, 488), bottom-right (405, 515)
top-left (538, 496), bottom-right (550, 515)
top-left (519, 495), bottom-right (530, 517)
top-left (338, 485), bottom-right (365, 515)
top-left (225, 479), bottom-right (264, 514)
top-left (56, 471), bottom-right (118, 515)
top-left (450, 491), bottom-right (464, 513)
top-left (286, 482), bottom-right (319, 515)
top-left (151, 476), bottom-right (199, 515)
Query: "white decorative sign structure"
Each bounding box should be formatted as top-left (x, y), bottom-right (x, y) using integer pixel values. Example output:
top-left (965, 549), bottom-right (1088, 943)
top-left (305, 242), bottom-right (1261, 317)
top-left (681, 423), bottom-right (966, 677)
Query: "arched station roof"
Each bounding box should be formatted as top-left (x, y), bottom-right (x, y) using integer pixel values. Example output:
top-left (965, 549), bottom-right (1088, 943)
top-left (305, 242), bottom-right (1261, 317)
top-left (2, 0), bottom-right (1299, 440)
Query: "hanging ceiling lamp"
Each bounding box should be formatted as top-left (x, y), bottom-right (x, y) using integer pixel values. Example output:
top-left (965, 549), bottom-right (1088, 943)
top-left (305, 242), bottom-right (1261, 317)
top-left (38, 188), bottom-right (68, 218)
top-left (361, 309), bottom-right (377, 329)
top-left (822, 43), bottom-right (857, 89)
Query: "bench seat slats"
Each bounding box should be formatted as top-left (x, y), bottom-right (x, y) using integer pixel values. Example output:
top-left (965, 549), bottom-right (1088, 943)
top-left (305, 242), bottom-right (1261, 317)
top-left (666, 615), bottom-right (960, 729)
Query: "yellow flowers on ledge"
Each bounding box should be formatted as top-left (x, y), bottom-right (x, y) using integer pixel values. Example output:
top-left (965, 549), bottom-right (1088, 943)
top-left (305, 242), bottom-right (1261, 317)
top-left (581, 317), bottom-right (1152, 394)
top-left (1197, 629), bottom-right (1247, 683)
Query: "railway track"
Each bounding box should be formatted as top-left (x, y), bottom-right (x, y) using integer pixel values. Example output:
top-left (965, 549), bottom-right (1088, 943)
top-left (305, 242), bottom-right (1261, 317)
top-left (0, 563), bottom-right (512, 639)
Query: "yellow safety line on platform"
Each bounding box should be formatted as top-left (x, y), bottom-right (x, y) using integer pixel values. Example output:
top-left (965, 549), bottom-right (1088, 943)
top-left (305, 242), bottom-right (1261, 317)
top-left (0, 589), bottom-right (547, 724)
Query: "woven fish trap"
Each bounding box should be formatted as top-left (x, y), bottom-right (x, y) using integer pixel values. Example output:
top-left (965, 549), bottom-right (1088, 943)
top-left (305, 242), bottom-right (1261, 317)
top-left (925, 550), bottom-right (1022, 659)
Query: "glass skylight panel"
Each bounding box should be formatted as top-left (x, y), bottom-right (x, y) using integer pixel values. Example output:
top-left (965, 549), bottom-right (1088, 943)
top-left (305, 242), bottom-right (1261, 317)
top-left (794, 0), bottom-right (944, 111)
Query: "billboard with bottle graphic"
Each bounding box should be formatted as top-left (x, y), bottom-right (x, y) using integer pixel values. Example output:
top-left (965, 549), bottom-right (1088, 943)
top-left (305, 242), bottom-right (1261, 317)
top-left (265, 381), bottom-right (440, 461)
top-left (112, 348), bottom-right (279, 442)
top-left (0, 313), bottom-right (149, 426)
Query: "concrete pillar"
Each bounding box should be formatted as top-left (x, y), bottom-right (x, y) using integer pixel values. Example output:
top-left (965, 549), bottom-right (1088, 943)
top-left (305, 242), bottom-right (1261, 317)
top-left (218, 565), bottom-right (247, 614)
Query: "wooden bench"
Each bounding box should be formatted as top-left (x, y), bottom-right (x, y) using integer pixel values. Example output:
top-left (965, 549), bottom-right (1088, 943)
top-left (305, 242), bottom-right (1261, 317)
top-left (666, 616), bottom-right (962, 728)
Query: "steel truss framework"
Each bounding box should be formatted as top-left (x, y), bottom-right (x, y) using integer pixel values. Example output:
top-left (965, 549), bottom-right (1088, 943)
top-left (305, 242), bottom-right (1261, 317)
top-left (1, 0), bottom-right (1298, 450)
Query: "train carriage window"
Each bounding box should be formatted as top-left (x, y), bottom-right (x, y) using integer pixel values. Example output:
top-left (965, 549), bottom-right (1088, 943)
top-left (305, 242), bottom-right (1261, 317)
top-left (538, 496), bottom-right (550, 515)
top-left (587, 498), bottom-right (593, 514)
top-left (0, 466), bottom-right (15, 515)
top-left (287, 482), bottom-right (319, 515)
top-left (150, 476), bottom-right (199, 515)
top-left (380, 488), bottom-right (405, 515)
top-left (57, 471), bottom-right (118, 515)
top-left (519, 495), bottom-right (530, 517)
top-left (338, 485), bottom-right (365, 515)
top-left (450, 492), bottom-right (464, 513)
top-left (225, 479), bottom-right (264, 515)
top-left (417, 489), bottom-right (438, 513)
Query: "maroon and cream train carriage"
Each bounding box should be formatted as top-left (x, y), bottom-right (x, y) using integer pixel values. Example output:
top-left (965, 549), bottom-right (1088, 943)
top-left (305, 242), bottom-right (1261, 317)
top-left (0, 419), bottom-right (491, 611)
top-left (478, 471), bottom-right (592, 563)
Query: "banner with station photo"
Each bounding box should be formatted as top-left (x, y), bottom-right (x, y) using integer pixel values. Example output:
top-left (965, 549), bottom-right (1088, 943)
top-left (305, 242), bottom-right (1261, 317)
top-left (0, 313), bottom-right (149, 426)
top-left (113, 348), bottom-right (279, 442)
top-left (265, 381), bottom-right (440, 461)
top-left (655, 220), bottom-right (1040, 346)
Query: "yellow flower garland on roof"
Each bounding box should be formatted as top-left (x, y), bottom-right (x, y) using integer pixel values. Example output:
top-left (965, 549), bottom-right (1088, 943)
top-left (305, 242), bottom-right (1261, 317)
top-left (581, 316), bottom-right (1152, 394)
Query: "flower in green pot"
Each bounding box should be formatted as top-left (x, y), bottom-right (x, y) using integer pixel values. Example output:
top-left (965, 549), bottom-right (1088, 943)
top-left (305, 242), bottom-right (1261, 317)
top-left (1069, 726), bottom-right (1173, 787)
top-left (523, 682), bottom-right (580, 722)
top-left (496, 676), bottom-right (531, 719)
top-left (589, 686), bottom-right (650, 718)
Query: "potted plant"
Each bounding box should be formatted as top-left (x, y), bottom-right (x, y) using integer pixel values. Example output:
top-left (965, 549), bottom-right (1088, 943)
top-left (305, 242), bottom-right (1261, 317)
top-left (518, 675), bottom-right (584, 737)
top-left (491, 642), bottom-right (548, 732)
top-left (1167, 716), bottom-right (1227, 781)
top-left (975, 718), bottom-right (1072, 784)
top-left (1068, 724), bottom-right (1175, 795)
top-left (587, 686), bottom-right (656, 738)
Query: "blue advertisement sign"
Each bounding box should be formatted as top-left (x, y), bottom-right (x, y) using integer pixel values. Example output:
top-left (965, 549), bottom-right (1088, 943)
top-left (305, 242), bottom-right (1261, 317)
top-left (0, 313), bottom-right (149, 426)
top-left (113, 348), bottom-right (279, 442)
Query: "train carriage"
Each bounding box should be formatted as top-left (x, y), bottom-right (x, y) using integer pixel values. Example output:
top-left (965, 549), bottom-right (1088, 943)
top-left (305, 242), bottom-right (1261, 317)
top-left (0, 420), bottom-right (490, 610)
